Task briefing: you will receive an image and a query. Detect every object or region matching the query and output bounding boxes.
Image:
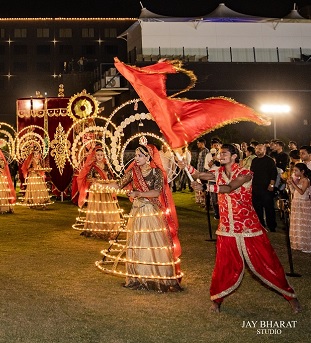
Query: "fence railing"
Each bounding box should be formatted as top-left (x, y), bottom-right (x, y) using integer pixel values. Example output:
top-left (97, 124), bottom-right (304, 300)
top-left (130, 47), bottom-right (311, 63)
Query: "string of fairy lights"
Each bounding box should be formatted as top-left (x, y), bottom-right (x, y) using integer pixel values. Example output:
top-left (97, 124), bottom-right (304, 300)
top-left (72, 183), bottom-right (127, 233)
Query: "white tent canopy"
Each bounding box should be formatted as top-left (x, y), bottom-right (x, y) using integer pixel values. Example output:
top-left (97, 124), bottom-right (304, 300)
top-left (138, 2), bottom-right (309, 23)
top-left (199, 3), bottom-right (267, 22)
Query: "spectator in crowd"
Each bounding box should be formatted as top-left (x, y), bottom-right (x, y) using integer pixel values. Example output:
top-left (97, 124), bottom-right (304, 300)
top-left (240, 141), bottom-right (248, 159)
top-left (264, 140), bottom-right (272, 156)
top-left (204, 138), bottom-right (222, 219)
top-left (288, 140), bottom-right (298, 152)
top-left (159, 143), bottom-right (176, 190)
top-left (77, 56), bottom-right (86, 72)
top-left (289, 149), bottom-right (301, 165)
top-left (299, 145), bottom-right (311, 170)
top-left (287, 163), bottom-right (311, 253)
top-left (274, 140), bottom-right (290, 171)
top-left (250, 140), bottom-right (259, 148)
top-left (195, 138), bottom-right (209, 205)
top-left (269, 139), bottom-right (278, 159)
top-left (204, 138), bottom-right (221, 171)
top-left (196, 138), bottom-right (209, 171)
top-left (271, 156), bottom-right (286, 198)
top-left (232, 143), bottom-right (243, 161)
top-left (177, 147), bottom-right (192, 191)
top-left (288, 149), bottom-right (301, 177)
top-left (250, 144), bottom-right (277, 232)
top-left (281, 149), bottom-right (301, 187)
top-left (241, 146), bottom-right (256, 170)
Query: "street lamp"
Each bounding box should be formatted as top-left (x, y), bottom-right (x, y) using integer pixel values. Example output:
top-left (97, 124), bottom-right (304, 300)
top-left (260, 104), bottom-right (291, 139)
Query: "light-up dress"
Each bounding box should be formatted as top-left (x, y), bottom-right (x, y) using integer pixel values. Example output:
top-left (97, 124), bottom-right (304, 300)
top-left (0, 150), bottom-right (16, 213)
top-left (96, 144), bottom-right (183, 292)
top-left (20, 153), bottom-right (52, 208)
top-left (73, 148), bottom-right (124, 239)
top-left (289, 182), bottom-right (311, 253)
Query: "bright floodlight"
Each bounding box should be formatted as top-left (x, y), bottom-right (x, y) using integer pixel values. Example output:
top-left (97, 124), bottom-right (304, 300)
top-left (260, 104), bottom-right (291, 139)
top-left (260, 104), bottom-right (291, 114)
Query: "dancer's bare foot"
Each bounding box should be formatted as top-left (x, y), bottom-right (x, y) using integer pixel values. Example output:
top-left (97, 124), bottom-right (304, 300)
top-left (289, 298), bottom-right (302, 314)
top-left (210, 301), bottom-right (221, 313)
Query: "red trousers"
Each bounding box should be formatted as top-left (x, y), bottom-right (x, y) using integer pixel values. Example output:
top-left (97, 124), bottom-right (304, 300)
top-left (210, 232), bottom-right (296, 302)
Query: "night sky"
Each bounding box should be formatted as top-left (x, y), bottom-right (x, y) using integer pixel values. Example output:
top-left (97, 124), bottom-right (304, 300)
top-left (1, 0), bottom-right (311, 18)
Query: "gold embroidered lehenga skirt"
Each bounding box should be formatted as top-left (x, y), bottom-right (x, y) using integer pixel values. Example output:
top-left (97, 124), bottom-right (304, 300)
top-left (73, 182), bottom-right (124, 239)
top-left (0, 173), bottom-right (14, 213)
top-left (22, 172), bottom-right (52, 207)
top-left (96, 197), bottom-right (183, 292)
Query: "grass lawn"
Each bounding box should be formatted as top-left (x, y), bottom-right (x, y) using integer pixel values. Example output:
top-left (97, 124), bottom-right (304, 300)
top-left (0, 191), bottom-right (310, 343)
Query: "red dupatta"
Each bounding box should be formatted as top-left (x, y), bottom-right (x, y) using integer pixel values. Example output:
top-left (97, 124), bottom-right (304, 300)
top-left (21, 153), bottom-right (33, 179)
top-left (21, 152), bottom-right (45, 178)
top-left (0, 150), bottom-right (16, 204)
top-left (77, 148), bottom-right (110, 208)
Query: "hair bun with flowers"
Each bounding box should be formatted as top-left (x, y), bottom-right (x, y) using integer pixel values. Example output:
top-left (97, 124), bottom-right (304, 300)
top-left (138, 135), bottom-right (154, 159)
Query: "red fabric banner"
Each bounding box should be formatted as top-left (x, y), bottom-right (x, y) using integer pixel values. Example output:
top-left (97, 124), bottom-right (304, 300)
top-left (46, 98), bottom-right (73, 193)
top-left (16, 97), bottom-right (74, 194)
top-left (114, 58), bottom-right (271, 149)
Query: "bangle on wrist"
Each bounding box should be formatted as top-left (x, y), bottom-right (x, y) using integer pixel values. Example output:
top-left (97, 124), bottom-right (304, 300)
top-left (207, 184), bottom-right (220, 193)
top-left (188, 165), bottom-right (195, 174)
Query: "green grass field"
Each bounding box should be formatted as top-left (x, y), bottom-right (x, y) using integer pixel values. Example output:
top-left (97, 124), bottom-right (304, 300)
top-left (0, 191), bottom-right (309, 343)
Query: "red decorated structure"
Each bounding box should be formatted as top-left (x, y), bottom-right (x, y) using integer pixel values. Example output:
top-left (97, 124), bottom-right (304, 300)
top-left (16, 96), bottom-right (74, 198)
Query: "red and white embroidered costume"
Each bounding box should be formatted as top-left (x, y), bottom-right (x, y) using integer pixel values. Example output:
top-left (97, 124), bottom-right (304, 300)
top-left (209, 164), bottom-right (296, 302)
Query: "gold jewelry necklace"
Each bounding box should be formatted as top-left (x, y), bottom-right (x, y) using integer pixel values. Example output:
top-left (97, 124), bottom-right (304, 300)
top-left (141, 164), bottom-right (152, 176)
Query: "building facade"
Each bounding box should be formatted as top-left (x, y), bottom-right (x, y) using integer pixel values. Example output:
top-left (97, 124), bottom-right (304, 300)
top-left (0, 17), bottom-right (135, 124)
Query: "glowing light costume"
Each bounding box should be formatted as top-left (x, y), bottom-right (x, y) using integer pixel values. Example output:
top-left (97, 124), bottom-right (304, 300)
top-left (73, 148), bottom-right (123, 239)
top-left (210, 164), bottom-right (296, 302)
top-left (96, 144), bottom-right (183, 292)
top-left (20, 153), bottom-right (52, 208)
top-left (0, 150), bottom-right (16, 213)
